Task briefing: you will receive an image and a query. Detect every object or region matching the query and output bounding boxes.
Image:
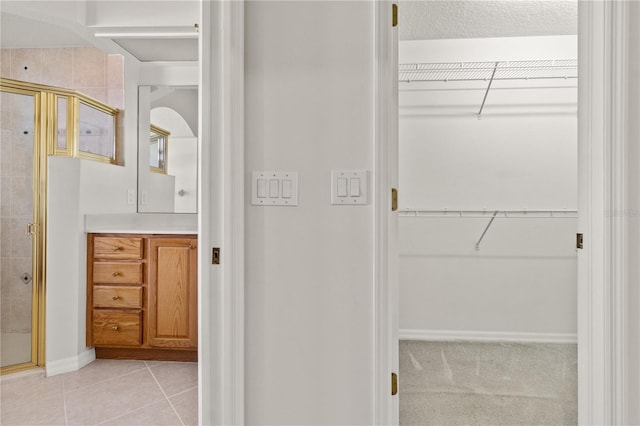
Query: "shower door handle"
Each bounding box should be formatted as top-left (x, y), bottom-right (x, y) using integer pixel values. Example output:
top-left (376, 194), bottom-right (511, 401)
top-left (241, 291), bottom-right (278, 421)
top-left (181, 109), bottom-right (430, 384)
top-left (25, 223), bottom-right (37, 235)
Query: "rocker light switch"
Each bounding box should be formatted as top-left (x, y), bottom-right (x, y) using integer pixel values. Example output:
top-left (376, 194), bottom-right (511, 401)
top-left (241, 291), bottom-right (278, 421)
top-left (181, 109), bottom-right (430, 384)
top-left (252, 172), bottom-right (298, 206)
top-left (331, 170), bottom-right (368, 205)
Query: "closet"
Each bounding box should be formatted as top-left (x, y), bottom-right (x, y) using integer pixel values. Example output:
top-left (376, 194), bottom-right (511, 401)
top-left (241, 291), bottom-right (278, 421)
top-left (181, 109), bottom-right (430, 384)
top-left (397, 35), bottom-right (578, 424)
top-left (398, 35), bottom-right (577, 339)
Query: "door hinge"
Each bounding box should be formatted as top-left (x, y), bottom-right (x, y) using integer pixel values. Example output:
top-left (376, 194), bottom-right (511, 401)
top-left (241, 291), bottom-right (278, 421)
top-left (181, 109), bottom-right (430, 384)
top-left (391, 188), bottom-right (398, 212)
top-left (392, 4), bottom-right (398, 27)
top-left (212, 247), bottom-right (221, 264)
top-left (391, 372), bottom-right (398, 395)
top-left (576, 233), bottom-right (583, 249)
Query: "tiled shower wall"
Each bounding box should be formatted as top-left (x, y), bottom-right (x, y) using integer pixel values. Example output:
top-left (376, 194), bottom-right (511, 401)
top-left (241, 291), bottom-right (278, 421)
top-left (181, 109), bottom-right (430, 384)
top-left (1, 90), bottom-right (35, 335)
top-left (0, 46), bottom-right (124, 336)
top-left (0, 46), bottom-right (124, 109)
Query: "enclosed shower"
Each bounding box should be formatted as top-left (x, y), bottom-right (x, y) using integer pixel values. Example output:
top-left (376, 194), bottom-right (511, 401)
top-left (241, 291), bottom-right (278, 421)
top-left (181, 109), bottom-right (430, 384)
top-left (0, 89), bottom-right (39, 369)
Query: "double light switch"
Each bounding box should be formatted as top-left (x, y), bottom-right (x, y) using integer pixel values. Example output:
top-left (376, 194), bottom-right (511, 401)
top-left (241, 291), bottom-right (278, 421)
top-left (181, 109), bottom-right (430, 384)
top-left (252, 171), bottom-right (298, 206)
top-left (331, 170), bottom-right (368, 205)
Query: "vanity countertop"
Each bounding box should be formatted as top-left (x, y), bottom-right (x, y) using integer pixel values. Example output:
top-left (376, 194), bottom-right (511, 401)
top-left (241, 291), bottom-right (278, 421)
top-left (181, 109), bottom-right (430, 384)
top-left (85, 213), bottom-right (197, 234)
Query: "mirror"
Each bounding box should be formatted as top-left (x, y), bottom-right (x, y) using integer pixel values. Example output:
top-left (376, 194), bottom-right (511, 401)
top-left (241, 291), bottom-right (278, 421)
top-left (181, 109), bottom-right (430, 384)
top-left (149, 124), bottom-right (169, 173)
top-left (138, 85), bottom-right (198, 213)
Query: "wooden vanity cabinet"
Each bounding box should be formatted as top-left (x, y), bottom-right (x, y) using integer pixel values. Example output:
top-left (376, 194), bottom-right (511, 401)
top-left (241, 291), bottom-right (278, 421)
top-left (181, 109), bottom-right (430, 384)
top-left (86, 233), bottom-right (197, 361)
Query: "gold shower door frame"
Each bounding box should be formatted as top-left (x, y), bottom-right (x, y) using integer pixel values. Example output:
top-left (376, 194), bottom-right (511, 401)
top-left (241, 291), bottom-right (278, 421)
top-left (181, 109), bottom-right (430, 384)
top-left (1, 83), bottom-right (48, 375)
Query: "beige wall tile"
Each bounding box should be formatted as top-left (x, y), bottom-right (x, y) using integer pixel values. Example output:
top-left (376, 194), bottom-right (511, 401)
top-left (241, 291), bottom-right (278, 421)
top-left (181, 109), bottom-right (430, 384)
top-left (10, 176), bottom-right (33, 217)
top-left (10, 257), bottom-right (32, 299)
top-left (10, 297), bottom-right (32, 333)
top-left (76, 87), bottom-right (107, 105)
top-left (1, 49), bottom-right (11, 78)
top-left (1, 258), bottom-right (11, 297)
top-left (11, 133), bottom-right (33, 180)
top-left (1, 218), bottom-right (10, 256)
top-left (108, 88), bottom-right (124, 110)
top-left (10, 217), bottom-right (32, 258)
top-left (72, 47), bottom-right (106, 89)
top-left (1, 176), bottom-right (10, 217)
top-left (1, 298), bottom-right (10, 332)
top-left (10, 49), bottom-right (43, 83)
top-left (106, 54), bottom-right (124, 89)
top-left (0, 134), bottom-right (11, 178)
top-left (40, 48), bottom-right (73, 88)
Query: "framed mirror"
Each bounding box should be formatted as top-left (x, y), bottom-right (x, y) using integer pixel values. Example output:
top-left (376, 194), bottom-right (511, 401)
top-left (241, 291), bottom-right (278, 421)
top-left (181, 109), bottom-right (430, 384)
top-left (138, 85), bottom-right (198, 213)
top-left (149, 124), bottom-right (169, 174)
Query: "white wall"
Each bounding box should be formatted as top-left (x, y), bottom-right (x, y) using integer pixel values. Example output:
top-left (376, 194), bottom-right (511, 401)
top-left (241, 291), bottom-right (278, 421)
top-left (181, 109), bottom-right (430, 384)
top-left (245, 2), bottom-right (374, 424)
top-left (45, 53), bottom-right (140, 374)
top-left (399, 37), bottom-right (578, 339)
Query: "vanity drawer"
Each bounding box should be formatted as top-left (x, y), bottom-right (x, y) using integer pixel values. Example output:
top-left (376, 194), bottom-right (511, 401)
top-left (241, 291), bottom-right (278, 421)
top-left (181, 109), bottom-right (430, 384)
top-left (94, 237), bottom-right (143, 260)
top-left (92, 310), bottom-right (142, 346)
top-left (93, 286), bottom-right (143, 309)
top-left (93, 262), bottom-right (143, 284)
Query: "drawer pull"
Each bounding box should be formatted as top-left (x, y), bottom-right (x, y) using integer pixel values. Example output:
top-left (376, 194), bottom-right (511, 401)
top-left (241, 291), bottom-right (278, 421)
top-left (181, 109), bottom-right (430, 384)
top-left (111, 325), bottom-right (119, 331)
top-left (112, 295), bottom-right (121, 300)
top-left (112, 272), bottom-right (121, 277)
top-left (114, 246), bottom-right (123, 252)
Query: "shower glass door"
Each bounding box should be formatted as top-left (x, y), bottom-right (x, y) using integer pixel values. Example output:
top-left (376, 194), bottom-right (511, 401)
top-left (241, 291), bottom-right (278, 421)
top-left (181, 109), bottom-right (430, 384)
top-left (0, 87), bottom-right (42, 372)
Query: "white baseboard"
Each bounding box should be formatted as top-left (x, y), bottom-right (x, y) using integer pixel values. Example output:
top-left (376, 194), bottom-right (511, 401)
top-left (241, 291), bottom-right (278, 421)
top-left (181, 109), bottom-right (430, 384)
top-left (45, 348), bottom-right (96, 377)
top-left (399, 329), bottom-right (577, 344)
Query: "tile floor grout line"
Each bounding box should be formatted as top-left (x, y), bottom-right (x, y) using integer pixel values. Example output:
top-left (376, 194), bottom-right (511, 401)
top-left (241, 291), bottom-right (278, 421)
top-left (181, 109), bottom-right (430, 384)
top-left (93, 398), bottom-right (166, 426)
top-left (61, 375), bottom-right (69, 426)
top-left (168, 384), bottom-right (198, 398)
top-left (145, 362), bottom-right (186, 426)
top-left (61, 363), bottom-right (149, 396)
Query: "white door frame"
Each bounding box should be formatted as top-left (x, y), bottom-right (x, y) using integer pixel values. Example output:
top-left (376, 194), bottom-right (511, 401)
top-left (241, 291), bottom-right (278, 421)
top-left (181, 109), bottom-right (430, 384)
top-left (374, 1), bottom-right (637, 424)
top-left (199, 1), bottom-right (245, 425)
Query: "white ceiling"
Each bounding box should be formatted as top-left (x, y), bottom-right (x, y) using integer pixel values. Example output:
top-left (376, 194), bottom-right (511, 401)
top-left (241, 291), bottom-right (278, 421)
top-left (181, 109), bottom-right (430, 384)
top-left (399, 0), bottom-right (578, 41)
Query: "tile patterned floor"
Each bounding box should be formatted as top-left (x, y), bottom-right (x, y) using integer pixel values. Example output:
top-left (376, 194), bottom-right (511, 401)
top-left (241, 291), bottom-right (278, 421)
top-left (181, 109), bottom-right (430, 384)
top-left (399, 341), bottom-right (578, 425)
top-left (0, 360), bottom-right (197, 426)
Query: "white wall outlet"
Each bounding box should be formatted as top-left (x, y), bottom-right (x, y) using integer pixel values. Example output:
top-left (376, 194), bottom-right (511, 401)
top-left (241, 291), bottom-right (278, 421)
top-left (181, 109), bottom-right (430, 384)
top-left (127, 189), bottom-right (136, 205)
top-left (331, 170), bottom-right (368, 205)
top-left (251, 171), bottom-right (298, 206)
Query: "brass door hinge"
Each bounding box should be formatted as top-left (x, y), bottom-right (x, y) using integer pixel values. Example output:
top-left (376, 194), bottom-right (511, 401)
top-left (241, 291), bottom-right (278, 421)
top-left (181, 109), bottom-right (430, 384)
top-left (212, 247), bottom-right (221, 264)
top-left (391, 188), bottom-right (398, 212)
top-left (392, 4), bottom-right (398, 27)
top-left (391, 372), bottom-right (398, 395)
top-left (576, 233), bottom-right (583, 249)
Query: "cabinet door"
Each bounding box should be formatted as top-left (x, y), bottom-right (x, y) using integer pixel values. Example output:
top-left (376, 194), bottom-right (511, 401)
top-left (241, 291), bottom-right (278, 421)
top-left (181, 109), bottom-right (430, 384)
top-left (148, 237), bottom-right (197, 348)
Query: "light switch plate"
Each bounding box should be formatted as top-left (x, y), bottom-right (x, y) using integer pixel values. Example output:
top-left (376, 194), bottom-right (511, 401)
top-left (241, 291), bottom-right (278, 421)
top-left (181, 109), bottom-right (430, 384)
top-left (331, 170), bottom-right (368, 205)
top-left (251, 171), bottom-right (298, 206)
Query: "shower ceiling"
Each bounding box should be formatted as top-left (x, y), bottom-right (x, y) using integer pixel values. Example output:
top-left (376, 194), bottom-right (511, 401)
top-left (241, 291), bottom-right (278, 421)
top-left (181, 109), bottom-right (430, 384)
top-left (399, 0), bottom-right (578, 41)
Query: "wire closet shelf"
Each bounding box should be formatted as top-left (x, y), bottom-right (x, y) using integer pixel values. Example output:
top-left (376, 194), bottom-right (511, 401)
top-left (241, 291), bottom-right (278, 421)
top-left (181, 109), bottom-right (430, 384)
top-left (398, 209), bottom-right (579, 218)
top-left (398, 59), bottom-right (577, 83)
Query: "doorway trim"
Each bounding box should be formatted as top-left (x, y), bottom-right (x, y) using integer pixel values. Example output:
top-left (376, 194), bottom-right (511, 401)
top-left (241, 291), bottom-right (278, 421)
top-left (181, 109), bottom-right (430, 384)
top-left (199, 1), bottom-right (245, 425)
top-left (374, 1), bottom-right (637, 424)
top-left (577, 1), bottom-right (636, 424)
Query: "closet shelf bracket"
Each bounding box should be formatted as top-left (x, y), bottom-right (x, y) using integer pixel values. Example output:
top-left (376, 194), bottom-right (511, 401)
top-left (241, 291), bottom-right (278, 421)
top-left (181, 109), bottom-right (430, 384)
top-left (475, 211), bottom-right (498, 250)
top-left (477, 62), bottom-right (498, 119)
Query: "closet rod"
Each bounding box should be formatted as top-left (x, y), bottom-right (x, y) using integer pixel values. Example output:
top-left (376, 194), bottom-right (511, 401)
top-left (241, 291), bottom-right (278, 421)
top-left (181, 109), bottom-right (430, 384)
top-left (399, 209), bottom-right (578, 218)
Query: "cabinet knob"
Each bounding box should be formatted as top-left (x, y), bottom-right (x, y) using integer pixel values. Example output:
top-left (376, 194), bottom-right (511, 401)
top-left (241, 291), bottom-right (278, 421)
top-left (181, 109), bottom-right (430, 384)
top-left (111, 325), bottom-right (119, 331)
top-left (112, 295), bottom-right (120, 300)
top-left (114, 246), bottom-right (123, 252)
top-left (112, 272), bottom-right (121, 277)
